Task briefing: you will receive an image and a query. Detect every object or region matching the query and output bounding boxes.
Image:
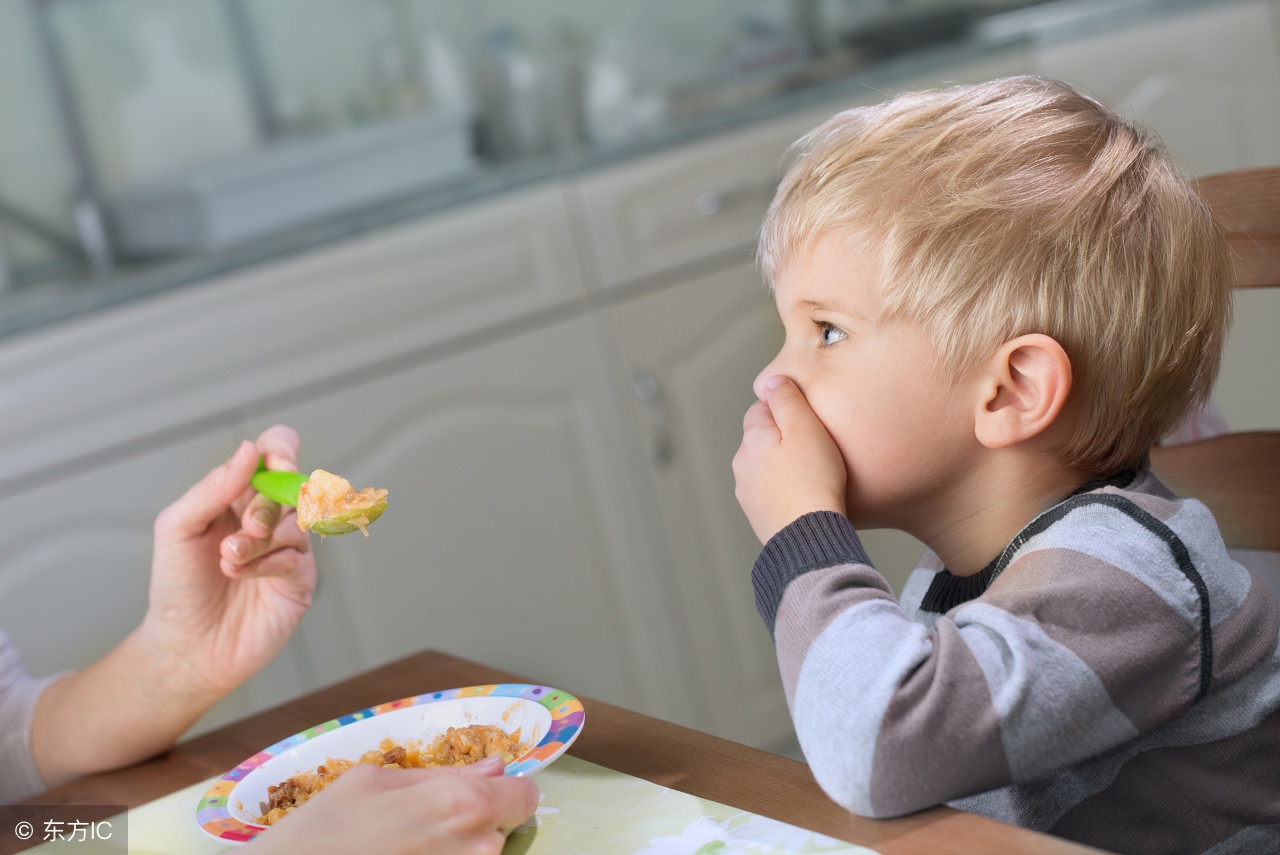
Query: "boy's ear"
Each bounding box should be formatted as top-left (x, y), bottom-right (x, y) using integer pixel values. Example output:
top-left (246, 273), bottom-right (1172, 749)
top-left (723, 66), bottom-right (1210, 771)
top-left (973, 334), bottom-right (1072, 450)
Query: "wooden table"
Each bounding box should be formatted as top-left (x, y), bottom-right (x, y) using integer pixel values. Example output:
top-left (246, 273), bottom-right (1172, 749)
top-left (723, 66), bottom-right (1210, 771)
top-left (24, 649), bottom-right (1103, 854)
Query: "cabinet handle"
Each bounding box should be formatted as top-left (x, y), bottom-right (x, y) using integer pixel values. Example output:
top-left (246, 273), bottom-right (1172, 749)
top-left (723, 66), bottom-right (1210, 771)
top-left (632, 372), bottom-right (674, 468)
top-left (694, 179), bottom-right (778, 217)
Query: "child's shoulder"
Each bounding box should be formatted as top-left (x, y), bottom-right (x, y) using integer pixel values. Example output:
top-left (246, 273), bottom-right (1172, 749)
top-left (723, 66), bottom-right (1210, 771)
top-left (1000, 469), bottom-right (1256, 622)
top-left (1015, 469), bottom-right (1218, 557)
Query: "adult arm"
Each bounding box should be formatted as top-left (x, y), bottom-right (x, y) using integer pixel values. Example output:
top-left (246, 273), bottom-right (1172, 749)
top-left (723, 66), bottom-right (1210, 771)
top-left (0, 631), bottom-right (60, 802)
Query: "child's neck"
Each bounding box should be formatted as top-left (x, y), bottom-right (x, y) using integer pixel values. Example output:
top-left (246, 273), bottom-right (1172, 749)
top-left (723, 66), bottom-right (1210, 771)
top-left (918, 455), bottom-right (1087, 577)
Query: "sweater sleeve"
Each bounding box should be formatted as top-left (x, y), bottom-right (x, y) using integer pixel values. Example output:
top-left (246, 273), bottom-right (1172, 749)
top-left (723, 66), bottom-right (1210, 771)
top-left (0, 630), bottom-right (57, 804)
top-left (752, 508), bottom-right (1214, 819)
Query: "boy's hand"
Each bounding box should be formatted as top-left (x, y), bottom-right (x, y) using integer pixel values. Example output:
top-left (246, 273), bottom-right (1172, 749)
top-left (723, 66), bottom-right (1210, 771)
top-left (734, 375), bottom-right (847, 544)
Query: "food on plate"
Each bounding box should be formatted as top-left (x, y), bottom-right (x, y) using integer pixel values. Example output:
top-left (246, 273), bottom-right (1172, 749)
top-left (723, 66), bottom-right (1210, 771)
top-left (295, 469), bottom-right (388, 537)
top-left (255, 724), bottom-right (529, 825)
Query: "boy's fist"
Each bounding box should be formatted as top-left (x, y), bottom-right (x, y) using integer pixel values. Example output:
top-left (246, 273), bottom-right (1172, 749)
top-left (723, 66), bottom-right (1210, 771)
top-left (733, 375), bottom-right (847, 544)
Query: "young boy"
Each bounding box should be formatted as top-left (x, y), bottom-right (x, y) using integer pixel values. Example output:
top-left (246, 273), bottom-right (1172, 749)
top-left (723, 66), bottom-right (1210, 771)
top-left (733, 76), bottom-right (1280, 854)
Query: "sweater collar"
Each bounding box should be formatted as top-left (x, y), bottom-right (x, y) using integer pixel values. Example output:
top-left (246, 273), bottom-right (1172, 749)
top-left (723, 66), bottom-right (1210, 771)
top-left (918, 469), bottom-right (1138, 614)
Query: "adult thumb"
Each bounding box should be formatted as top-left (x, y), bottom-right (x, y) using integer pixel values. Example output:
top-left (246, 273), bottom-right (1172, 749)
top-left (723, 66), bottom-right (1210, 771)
top-left (162, 440), bottom-right (257, 537)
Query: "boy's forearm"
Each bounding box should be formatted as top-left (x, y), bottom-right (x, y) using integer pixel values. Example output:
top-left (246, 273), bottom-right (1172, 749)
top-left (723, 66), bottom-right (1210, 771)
top-left (29, 625), bottom-right (222, 788)
top-left (754, 511), bottom-right (937, 815)
top-left (755, 512), bottom-right (1013, 817)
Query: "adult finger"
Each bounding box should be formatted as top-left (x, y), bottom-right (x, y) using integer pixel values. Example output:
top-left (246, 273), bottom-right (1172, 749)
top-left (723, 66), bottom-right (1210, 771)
top-left (156, 440), bottom-right (258, 540)
top-left (221, 546), bottom-right (309, 580)
top-left (256, 424), bottom-right (301, 473)
top-left (400, 759), bottom-right (538, 834)
top-left (240, 493), bottom-right (282, 539)
top-left (222, 512), bottom-right (310, 571)
top-left (477, 773), bottom-right (540, 836)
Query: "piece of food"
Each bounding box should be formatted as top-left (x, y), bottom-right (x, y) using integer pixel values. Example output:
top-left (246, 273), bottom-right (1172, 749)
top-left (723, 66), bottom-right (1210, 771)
top-left (255, 724), bottom-right (528, 825)
top-left (295, 469), bottom-right (388, 537)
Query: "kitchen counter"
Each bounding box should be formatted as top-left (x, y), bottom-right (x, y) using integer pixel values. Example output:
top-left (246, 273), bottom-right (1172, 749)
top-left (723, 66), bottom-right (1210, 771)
top-left (0, 0), bottom-right (1245, 341)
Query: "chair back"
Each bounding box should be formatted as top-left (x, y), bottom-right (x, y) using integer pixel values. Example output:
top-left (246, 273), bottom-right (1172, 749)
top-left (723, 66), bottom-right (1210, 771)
top-left (1149, 166), bottom-right (1280, 551)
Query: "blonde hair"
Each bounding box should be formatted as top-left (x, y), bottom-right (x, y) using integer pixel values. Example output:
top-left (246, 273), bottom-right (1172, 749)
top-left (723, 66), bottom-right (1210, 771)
top-left (758, 76), bottom-right (1233, 477)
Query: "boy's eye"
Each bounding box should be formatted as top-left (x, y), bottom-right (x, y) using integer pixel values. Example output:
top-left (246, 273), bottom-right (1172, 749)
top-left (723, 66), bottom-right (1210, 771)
top-left (818, 322), bottom-right (847, 347)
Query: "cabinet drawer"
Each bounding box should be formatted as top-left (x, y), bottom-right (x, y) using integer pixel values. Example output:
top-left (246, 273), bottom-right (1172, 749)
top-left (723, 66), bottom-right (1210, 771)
top-left (0, 182), bottom-right (587, 490)
top-left (572, 106), bottom-right (840, 290)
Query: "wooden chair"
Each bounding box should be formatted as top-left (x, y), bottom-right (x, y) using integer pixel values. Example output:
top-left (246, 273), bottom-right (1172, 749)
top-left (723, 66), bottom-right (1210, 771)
top-left (1149, 166), bottom-right (1280, 551)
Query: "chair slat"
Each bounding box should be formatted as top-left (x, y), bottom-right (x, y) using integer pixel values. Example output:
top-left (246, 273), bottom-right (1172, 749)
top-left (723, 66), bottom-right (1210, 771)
top-left (1151, 431), bottom-right (1280, 551)
top-left (1195, 167), bottom-right (1280, 288)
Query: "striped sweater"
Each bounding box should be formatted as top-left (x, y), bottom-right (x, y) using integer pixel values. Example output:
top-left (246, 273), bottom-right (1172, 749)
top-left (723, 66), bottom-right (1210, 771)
top-left (752, 470), bottom-right (1280, 854)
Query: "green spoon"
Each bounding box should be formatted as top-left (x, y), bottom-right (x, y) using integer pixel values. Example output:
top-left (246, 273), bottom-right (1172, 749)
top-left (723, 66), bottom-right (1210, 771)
top-left (250, 464), bottom-right (309, 506)
top-left (250, 461), bottom-right (388, 536)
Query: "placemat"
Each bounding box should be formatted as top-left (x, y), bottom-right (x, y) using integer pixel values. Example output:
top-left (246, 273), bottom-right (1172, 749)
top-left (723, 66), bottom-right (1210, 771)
top-left (24, 756), bottom-right (878, 854)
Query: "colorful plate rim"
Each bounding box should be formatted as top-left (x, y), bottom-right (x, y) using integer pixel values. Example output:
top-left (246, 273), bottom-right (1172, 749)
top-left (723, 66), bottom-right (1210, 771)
top-left (196, 682), bottom-right (584, 844)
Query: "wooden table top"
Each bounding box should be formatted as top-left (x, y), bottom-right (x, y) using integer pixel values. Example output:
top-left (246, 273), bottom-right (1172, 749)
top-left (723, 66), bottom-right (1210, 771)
top-left (23, 649), bottom-right (1104, 855)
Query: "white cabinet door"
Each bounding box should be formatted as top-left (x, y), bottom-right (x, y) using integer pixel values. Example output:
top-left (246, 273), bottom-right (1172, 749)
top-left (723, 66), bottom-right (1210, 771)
top-left (235, 314), bottom-right (703, 728)
top-left (0, 430), bottom-right (235, 678)
top-left (598, 264), bottom-right (797, 749)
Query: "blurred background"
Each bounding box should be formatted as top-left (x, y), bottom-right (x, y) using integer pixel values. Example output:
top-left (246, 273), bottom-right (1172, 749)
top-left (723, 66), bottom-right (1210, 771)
top-left (0, 0), bottom-right (1277, 756)
top-left (10, 0), bottom-right (1280, 296)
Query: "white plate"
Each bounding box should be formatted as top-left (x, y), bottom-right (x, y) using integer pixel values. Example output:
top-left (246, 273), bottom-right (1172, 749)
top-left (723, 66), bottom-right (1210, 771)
top-left (196, 683), bottom-right (584, 845)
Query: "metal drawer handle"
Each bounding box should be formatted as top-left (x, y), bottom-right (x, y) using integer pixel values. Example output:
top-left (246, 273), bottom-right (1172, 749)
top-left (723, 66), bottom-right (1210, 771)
top-left (632, 372), bottom-right (674, 467)
top-left (694, 179), bottom-right (778, 217)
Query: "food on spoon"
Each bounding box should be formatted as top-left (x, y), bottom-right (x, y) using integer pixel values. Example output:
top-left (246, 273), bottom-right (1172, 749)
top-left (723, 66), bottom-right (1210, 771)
top-left (295, 469), bottom-right (388, 537)
top-left (255, 724), bottom-right (528, 825)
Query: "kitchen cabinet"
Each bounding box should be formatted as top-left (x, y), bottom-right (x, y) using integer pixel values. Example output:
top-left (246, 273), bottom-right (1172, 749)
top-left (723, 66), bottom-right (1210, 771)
top-left (0, 183), bottom-right (588, 491)
top-left (596, 265), bottom-right (792, 748)
top-left (573, 108), bottom-right (828, 291)
top-left (231, 313), bottom-right (705, 733)
top-left (0, 431), bottom-right (236, 679)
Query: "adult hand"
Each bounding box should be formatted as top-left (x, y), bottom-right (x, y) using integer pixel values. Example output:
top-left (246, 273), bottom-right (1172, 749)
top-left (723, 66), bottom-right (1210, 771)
top-left (246, 757), bottom-right (540, 855)
top-left (733, 375), bottom-right (847, 543)
top-left (143, 424), bottom-right (316, 701)
top-left (30, 426), bottom-right (318, 788)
